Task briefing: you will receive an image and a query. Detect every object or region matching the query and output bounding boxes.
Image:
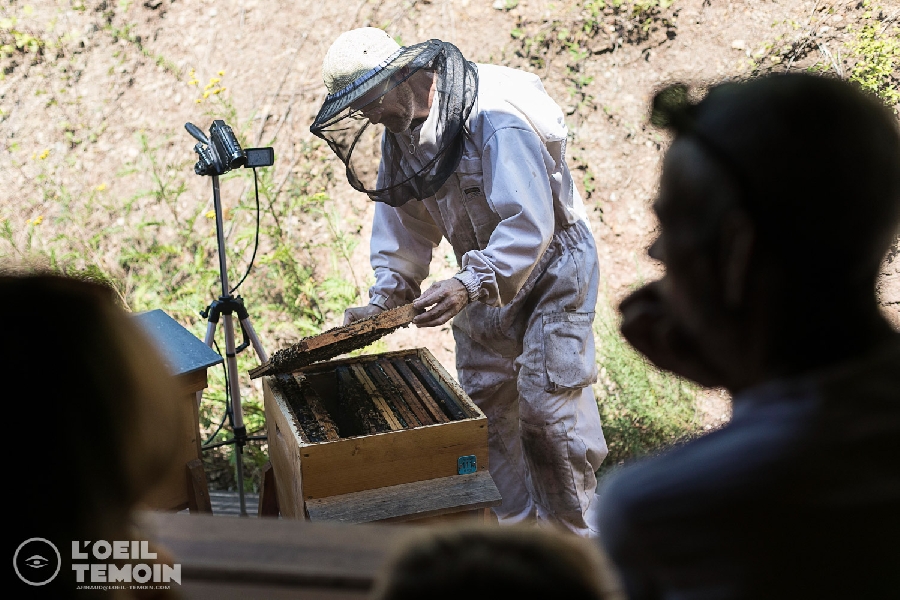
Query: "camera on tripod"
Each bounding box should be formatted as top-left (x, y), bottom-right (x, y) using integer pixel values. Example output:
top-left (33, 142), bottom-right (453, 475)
top-left (185, 120), bottom-right (274, 177)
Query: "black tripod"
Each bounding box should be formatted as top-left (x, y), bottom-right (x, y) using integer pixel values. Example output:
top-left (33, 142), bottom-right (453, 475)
top-left (186, 121), bottom-right (274, 516)
top-left (200, 175), bottom-right (268, 516)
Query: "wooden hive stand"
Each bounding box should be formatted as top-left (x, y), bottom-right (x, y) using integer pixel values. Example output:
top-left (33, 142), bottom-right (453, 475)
top-left (134, 309), bottom-right (224, 514)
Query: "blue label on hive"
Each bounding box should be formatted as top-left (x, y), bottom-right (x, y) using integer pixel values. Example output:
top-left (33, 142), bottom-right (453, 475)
top-left (458, 455), bottom-right (477, 475)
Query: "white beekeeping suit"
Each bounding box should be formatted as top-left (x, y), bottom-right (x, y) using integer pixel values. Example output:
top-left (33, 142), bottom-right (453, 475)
top-left (367, 63), bottom-right (608, 536)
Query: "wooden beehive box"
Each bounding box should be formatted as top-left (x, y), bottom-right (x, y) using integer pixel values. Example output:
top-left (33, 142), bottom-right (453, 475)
top-left (256, 306), bottom-right (497, 523)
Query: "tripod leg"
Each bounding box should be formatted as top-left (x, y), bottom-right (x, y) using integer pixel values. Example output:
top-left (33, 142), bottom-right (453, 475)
top-left (240, 316), bottom-right (269, 364)
top-left (223, 313), bottom-right (249, 517)
top-left (198, 319), bottom-right (219, 406)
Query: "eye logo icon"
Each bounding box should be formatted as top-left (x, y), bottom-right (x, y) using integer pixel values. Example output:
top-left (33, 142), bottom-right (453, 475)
top-left (14, 538), bottom-right (60, 586)
top-left (26, 555), bottom-right (50, 568)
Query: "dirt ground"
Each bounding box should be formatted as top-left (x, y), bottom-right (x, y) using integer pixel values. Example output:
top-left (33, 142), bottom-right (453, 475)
top-left (2, 0), bottom-right (898, 438)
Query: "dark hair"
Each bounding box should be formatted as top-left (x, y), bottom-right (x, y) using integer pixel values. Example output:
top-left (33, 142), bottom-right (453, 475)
top-left (371, 526), bottom-right (618, 600)
top-left (651, 74), bottom-right (900, 286)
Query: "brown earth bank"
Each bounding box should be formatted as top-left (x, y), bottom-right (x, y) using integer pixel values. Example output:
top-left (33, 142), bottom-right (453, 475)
top-left (2, 0), bottom-right (897, 490)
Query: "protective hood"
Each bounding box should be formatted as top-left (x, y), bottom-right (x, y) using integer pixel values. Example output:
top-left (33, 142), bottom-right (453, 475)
top-left (311, 39), bottom-right (478, 206)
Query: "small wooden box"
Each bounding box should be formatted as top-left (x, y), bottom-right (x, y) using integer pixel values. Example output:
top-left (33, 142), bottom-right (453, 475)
top-left (133, 309), bottom-right (222, 513)
top-left (264, 347), bottom-right (495, 523)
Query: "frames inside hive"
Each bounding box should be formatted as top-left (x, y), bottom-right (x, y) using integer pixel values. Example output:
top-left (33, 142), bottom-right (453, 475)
top-left (272, 352), bottom-right (476, 442)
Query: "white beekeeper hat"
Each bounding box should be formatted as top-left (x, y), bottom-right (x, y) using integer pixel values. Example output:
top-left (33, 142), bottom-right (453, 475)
top-left (322, 28), bottom-right (402, 95)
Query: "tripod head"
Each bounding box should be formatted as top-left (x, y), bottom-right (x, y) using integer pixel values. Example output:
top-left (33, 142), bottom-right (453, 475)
top-left (186, 120), bottom-right (274, 177)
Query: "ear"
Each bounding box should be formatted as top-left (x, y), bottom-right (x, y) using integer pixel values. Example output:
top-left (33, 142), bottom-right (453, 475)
top-left (719, 208), bottom-right (755, 309)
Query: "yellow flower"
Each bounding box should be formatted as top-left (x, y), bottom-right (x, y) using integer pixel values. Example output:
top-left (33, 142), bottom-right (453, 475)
top-left (95, 182), bottom-right (107, 192)
top-left (202, 91), bottom-right (210, 99)
top-left (30, 215), bottom-right (44, 225)
top-left (205, 210), bottom-right (216, 219)
top-left (195, 98), bottom-right (203, 104)
top-left (38, 148), bottom-right (50, 160)
top-left (217, 70), bottom-right (225, 76)
top-left (213, 87), bottom-right (225, 95)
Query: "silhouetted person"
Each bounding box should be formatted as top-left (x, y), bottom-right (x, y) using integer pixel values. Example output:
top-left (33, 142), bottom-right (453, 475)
top-left (5, 273), bottom-right (184, 599)
top-left (596, 74), bottom-right (900, 599)
top-left (370, 525), bottom-right (624, 600)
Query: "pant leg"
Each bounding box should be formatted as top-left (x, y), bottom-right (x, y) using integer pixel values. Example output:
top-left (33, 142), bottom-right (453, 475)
top-left (515, 221), bottom-right (608, 537)
top-left (453, 326), bottom-right (537, 524)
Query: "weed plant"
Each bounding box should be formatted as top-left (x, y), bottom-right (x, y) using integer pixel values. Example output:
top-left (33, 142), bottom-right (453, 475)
top-left (509, 0), bottom-right (678, 116)
top-left (593, 292), bottom-right (702, 478)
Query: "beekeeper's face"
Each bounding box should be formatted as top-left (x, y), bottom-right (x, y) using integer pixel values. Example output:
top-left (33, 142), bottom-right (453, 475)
top-left (358, 80), bottom-right (415, 134)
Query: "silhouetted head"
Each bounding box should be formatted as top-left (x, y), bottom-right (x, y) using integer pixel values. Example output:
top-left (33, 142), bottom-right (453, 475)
top-left (4, 273), bottom-right (182, 596)
top-left (653, 74), bottom-right (900, 284)
top-left (647, 74), bottom-right (900, 387)
top-left (371, 525), bottom-right (621, 600)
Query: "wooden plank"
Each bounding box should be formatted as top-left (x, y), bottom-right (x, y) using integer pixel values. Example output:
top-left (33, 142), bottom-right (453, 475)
top-left (179, 581), bottom-right (370, 599)
top-left (187, 458), bottom-right (213, 514)
top-left (137, 511), bottom-right (413, 591)
top-left (305, 471), bottom-right (501, 524)
top-left (418, 348), bottom-right (482, 418)
top-left (258, 461), bottom-right (280, 518)
top-left (390, 358), bottom-right (450, 424)
top-left (335, 366), bottom-right (391, 435)
top-left (291, 304), bottom-right (418, 353)
top-left (405, 356), bottom-right (468, 421)
top-left (263, 377), bottom-right (306, 519)
top-left (363, 362), bottom-right (421, 428)
top-left (348, 363), bottom-right (403, 430)
top-left (300, 417), bottom-right (489, 499)
top-left (178, 369), bottom-right (208, 395)
top-left (299, 348), bottom-right (420, 372)
top-left (404, 508), bottom-right (488, 526)
top-left (294, 375), bottom-right (341, 441)
top-left (250, 305), bottom-right (418, 379)
top-left (377, 359), bottom-right (434, 426)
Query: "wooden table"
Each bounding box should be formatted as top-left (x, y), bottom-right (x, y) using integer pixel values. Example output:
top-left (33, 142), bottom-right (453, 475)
top-left (138, 511), bottom-right (415, 599)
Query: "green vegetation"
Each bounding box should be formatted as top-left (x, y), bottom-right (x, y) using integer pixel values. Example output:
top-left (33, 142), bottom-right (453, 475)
top-left (846, 7), bottom-right (900, 106)
top-left (509, 0), bottom-right (678, 115)
top-left (1, 56), bottom-right (365, 492)
top-left (593, 292), bottom-right (702, 476)
top-left (744, 2), bottom-right (898, 113)
top-left (3, 113), bottom-right (365, 491)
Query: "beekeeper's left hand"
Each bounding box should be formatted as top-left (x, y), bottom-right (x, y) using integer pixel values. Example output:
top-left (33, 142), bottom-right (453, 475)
top-left (412, 278), bottom-right (469, 327)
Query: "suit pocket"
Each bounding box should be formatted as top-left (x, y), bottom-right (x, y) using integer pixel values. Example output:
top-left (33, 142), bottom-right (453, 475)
top-left (542, 312), bottom-right (597, 392)
top-left (457, 157), bottom-right (500, 248)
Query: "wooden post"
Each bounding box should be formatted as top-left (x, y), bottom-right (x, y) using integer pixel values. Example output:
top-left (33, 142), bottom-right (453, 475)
top-left (258, 461), bottom-right (280, 518)
top-left (186, 459), bottom-right (213, 514)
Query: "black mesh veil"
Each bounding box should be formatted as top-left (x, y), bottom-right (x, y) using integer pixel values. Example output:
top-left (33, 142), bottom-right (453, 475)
top-left (310, 40), bottom-right (478, 206)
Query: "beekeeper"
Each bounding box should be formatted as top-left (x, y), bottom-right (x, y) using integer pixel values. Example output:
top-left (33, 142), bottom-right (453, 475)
top-left (311, 28), bottom-right (607, 536)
